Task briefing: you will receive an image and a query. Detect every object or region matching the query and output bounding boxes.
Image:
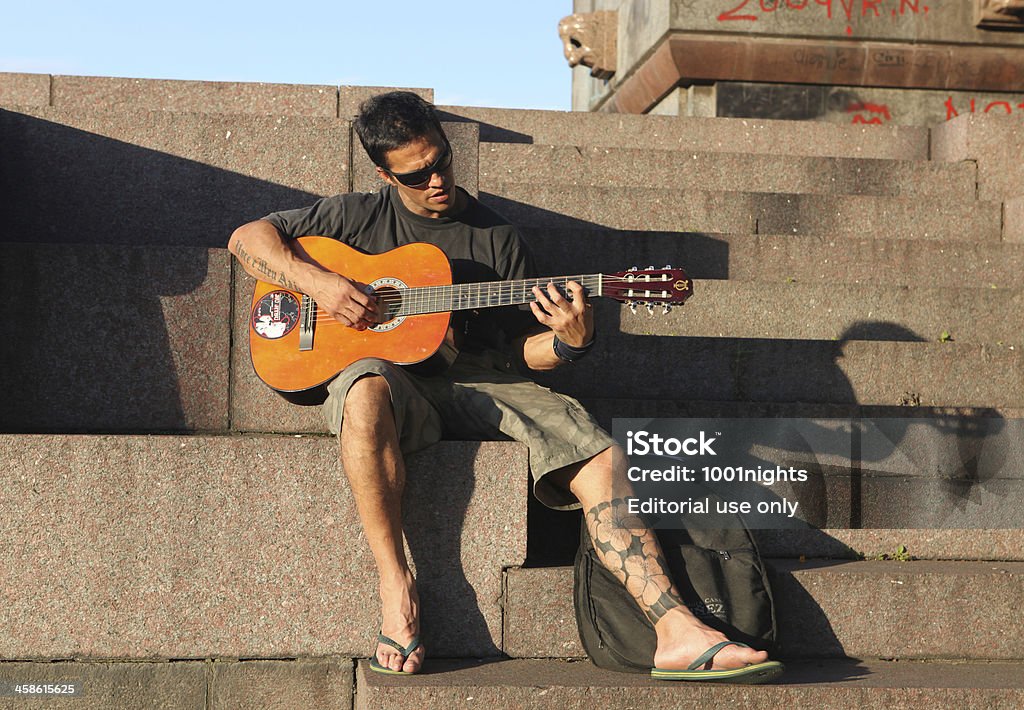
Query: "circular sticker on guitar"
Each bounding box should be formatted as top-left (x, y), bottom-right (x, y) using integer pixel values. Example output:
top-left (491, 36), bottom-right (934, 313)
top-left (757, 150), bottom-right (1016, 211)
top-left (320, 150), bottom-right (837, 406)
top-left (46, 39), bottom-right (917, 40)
top-left (251, 291), bottom-right (300, 340)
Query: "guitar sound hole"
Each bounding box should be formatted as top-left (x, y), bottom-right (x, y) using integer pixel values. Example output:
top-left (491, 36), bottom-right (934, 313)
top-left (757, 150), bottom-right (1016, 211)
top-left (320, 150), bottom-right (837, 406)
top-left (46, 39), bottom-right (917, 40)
top-left (369, 285), bottom-right (406, 333)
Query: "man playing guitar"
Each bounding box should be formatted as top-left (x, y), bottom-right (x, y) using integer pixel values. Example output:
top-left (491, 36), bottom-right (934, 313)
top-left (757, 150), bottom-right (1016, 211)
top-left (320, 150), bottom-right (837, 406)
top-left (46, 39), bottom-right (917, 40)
top-left (228, 92), bottom-right (776, 680)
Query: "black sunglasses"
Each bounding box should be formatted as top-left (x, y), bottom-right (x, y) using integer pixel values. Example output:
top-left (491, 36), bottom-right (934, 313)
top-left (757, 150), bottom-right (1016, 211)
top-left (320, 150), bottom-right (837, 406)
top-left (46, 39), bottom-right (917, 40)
top-left (385, 140), bottom-right (453, 188)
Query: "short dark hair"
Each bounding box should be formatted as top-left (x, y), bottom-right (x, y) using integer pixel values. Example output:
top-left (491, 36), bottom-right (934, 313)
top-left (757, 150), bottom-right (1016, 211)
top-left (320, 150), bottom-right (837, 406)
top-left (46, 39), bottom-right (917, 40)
top-left (354, 91), bottom-right (447, 170)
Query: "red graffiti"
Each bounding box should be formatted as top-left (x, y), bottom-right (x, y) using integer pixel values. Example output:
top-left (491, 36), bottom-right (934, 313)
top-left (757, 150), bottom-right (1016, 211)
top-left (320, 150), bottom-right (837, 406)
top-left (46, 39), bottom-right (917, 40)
top-left (945, 96), bottom-right (1024, 120)
top-left (718, 0), bottom-right (929, 35)
top-left (846, 101), bottom-right (893, 124)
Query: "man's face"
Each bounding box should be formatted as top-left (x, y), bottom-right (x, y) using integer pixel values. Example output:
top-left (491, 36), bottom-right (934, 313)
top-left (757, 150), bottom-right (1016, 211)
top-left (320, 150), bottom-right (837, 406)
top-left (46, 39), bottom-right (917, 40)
top-left (378, 131), bottom-right (459, 219)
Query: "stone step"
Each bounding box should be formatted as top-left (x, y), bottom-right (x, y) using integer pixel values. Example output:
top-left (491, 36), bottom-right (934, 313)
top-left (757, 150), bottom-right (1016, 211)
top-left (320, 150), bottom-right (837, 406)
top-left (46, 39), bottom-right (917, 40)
top-left (482, 185), bottom-right (1003, 241)
top-left (439, 105), bottom-right (929, 160)
top-left (613, 281), bottom-right (1024, 345)
top-left (0, 106), bottom-right (478, 249)
top-left (0, 243), bottom-right (232, 433)
top-left (481, 143), bottom-right (975, 199)
top-left (502, 561), bottom-right (1024, 661)
top-left (521, 228), bottom-right (1024, 289)
top-left (0, 106), bottom-right (347, 249)
top-left (0, 434), bottom-right (526, 659)
top-left (355, 657), bottom-right (1024, 710)
top-left (536, 337), bottom-right (1023, 409)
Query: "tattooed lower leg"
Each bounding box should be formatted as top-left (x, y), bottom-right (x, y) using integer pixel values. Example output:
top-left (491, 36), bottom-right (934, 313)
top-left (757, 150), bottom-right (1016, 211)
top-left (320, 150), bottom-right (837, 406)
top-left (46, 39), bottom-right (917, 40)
top-left (585, 499), bottom-right (685, 624)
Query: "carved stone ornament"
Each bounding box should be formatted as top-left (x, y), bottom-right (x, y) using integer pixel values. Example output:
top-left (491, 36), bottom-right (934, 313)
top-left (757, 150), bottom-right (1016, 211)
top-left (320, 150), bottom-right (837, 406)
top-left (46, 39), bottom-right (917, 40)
top-left (558, 11), bottom-right (617, 80)
top-left (975, 0), bottom-right (1024, 30)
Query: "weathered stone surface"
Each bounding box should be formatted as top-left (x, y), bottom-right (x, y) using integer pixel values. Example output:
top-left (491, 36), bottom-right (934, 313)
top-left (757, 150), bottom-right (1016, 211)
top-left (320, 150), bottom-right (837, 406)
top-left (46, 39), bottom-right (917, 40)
top-left (0, 244), bottom-right (230, 433)
top-left (354, 657), bottom-right (1024, 710)
top-left (0, 107), bottom-right (347, 249)
top-left (537, 337), bottom-right (1023, 408)
top-left (350, 120), bottom-right (479, 196)
top-left (481, 185), bottom-right (1002, 241)
top-left (502, 568), bottom-right (581, 658)
top-left (932, 112), bottom-right (1024, 202)
top-left (481, 144), bottom-right (975, 198)
top-left (1007, 195), bottom-right (1024, 242)
top-left (0, 72), bottom-right (50, 106)
top-left (615, 280), bottom-right (1024, 344)
top-left (520, 228), bottom-right (1024, 289)
top-left (338, 85), bottom-right (433, 120)
top-left (502, 561), bottom-right (1024, 660)
top-left (0, 435), bottom-right (526, 659)
top-left (209, 658), bottom-right (353, 710)
top-left (439, 105), bottom-right (929, 160)
top-left (51, 75), bottom-right (338, 116)
top-left (717, 82), bottom-right (1024, 127)
top-left (0, 661), bottom-right (205, 709)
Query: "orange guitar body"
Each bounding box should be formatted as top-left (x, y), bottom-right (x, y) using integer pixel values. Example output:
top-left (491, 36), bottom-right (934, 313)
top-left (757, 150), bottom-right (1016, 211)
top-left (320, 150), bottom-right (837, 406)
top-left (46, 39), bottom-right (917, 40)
top-left (248, 238), bottom-right (452, 402)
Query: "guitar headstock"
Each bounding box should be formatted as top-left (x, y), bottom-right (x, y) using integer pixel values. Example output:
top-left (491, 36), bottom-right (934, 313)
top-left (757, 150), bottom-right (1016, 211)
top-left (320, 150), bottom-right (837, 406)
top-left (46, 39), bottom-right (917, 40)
top-left (604, 266), bottom-right (693, 314)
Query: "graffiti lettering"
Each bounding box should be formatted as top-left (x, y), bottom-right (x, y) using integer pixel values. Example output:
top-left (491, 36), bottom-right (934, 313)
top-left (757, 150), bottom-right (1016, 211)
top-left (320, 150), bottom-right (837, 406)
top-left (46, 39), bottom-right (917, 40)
top-left (846, 101), bottom-right (893, 124)
top-left (718, 0), bottom-right (930, 35)
top-left (946, 96), bottom-right (1024, 120)
top-left (794, 49), bottom-right (852, 70)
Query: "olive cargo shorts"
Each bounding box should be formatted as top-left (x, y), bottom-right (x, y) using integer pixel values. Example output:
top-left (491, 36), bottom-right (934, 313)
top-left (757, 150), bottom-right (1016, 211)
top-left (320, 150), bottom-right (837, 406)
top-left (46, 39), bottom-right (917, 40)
top-left (322, 349), bottom-right (616, 510)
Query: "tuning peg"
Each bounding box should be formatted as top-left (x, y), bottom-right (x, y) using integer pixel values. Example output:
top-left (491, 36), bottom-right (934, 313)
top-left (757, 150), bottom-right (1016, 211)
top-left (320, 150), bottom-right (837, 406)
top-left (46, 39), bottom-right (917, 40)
top-left (646, 265), bottom-right (655, 270)
top-left (663, 264), bottom-right (672, 269)
top-left (628, 266), bottom-right (638, 271)
top-left (662, 304), bottom-right (672, 315)
top-left (646, 303), bottom-right (655, 315)
top-left (628, 301), bottom-right (637, 314)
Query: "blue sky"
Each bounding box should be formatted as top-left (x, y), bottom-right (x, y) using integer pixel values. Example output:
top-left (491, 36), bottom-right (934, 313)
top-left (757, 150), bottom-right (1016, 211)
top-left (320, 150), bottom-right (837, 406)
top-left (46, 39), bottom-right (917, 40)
top-left (2, 1), bottom-right (575, 110)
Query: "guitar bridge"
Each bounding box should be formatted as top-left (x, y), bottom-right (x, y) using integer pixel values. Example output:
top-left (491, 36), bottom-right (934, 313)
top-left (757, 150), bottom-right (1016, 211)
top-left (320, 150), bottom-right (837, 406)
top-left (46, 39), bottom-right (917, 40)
top-left (299, 294), bottom-right (315, 351)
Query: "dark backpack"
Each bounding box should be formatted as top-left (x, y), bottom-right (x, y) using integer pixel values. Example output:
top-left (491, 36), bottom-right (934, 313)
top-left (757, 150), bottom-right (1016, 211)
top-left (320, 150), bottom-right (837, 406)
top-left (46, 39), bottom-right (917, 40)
top-left (573, 515), bottom-right (777, 673)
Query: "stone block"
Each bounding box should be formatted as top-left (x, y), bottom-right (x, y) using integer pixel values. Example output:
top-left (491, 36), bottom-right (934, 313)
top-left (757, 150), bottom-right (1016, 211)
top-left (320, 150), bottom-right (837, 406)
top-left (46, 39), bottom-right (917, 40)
top-left (439, 105), bottom-right (929, 160)
top-left (350, 120), bottom-right (479, 197)
top-left (209, 658), bottom-right (353, 710)
top-left (0, 435), bottom-right (527, 659)
top-left (519, 228), bottom-right (1024, 289)
top-left (338, 86), bottom-right (433, 120)
top-left (537, 338), bottom-right (1024, 408)
top-left (1007, 196), bottom-right (1024, 243)
top-left (614, 281), bottom-right (1024, 344)
top-left (0, 107), bottom-right (347, 248)
top-left (0, 244), bottom-right (230, 433)
top-left (354, 657), bottom-right (1024, 709)
top-left (932, 112), bottom-right (1024, 202)
top-left (0, 661), bottom-right (205, 709)
top-left (0, 72), bottom-right (50, 106)
top-left (51, 75), bottom-right (338, 116)
top-left (502, 561), bottom-right (1024, 660)
top-left (755, 528), bottom-right (1024, 561)
top-left (482, 185), bottom-right (1002, 241)
top-left (481, 144), bottom-right (975, 199)
top-left (502, 568), bottom-right (581, 658)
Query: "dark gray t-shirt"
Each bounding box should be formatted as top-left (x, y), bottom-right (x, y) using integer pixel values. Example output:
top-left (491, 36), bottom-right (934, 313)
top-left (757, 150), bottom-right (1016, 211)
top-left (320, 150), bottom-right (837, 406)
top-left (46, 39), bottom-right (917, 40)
top-left (263, 186), bottom-right (538, 352)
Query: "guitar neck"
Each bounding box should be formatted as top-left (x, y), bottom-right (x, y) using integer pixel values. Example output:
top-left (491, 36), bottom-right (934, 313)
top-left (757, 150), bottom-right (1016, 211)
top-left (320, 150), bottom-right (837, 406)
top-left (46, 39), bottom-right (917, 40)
top-left (395, 274), bottom-right (604, 317)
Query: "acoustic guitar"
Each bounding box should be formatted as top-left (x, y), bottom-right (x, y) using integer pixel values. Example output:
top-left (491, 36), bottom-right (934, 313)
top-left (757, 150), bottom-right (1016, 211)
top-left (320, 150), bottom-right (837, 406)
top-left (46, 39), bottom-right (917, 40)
top-left (248, 237), bottom-right (693, 404)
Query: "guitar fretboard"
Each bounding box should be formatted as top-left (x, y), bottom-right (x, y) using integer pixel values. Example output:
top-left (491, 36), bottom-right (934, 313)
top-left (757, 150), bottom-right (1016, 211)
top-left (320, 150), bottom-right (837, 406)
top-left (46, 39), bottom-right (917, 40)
top-left (392, 274), bottom-right (604, 318)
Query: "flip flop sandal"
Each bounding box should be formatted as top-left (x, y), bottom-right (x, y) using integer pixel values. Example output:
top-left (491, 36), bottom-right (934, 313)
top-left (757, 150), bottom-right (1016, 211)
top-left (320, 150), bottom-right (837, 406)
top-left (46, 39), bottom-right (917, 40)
top-left (368, 632), bottom-right (422, 675)
top-left (651, 641), bottom-right (785, 684)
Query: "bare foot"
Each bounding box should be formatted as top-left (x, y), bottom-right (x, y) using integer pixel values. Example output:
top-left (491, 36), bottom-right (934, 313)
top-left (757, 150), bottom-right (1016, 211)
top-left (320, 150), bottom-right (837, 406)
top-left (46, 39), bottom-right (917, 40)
top-left (652, 607), bottom-right (769, 671)
top-left (375, 570), bottom-right (425, 673)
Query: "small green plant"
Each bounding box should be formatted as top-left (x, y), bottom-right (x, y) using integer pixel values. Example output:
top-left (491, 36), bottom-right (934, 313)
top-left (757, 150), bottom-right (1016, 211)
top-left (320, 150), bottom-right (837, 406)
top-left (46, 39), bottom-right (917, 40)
top-left (939, 330), bottom-right (954, 343)
top-left (873, 544), bottom-right (912, 561)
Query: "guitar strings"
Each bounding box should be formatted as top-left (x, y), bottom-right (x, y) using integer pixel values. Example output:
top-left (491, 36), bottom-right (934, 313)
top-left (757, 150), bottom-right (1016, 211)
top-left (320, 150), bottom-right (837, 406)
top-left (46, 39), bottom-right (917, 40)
top-left (299, 275), bottom-right (684, 323)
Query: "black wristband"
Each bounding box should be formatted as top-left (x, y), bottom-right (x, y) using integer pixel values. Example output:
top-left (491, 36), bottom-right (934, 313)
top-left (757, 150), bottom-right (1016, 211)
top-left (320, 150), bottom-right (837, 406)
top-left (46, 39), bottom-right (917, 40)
top-left (553, 335), bottom-right (595, 363)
